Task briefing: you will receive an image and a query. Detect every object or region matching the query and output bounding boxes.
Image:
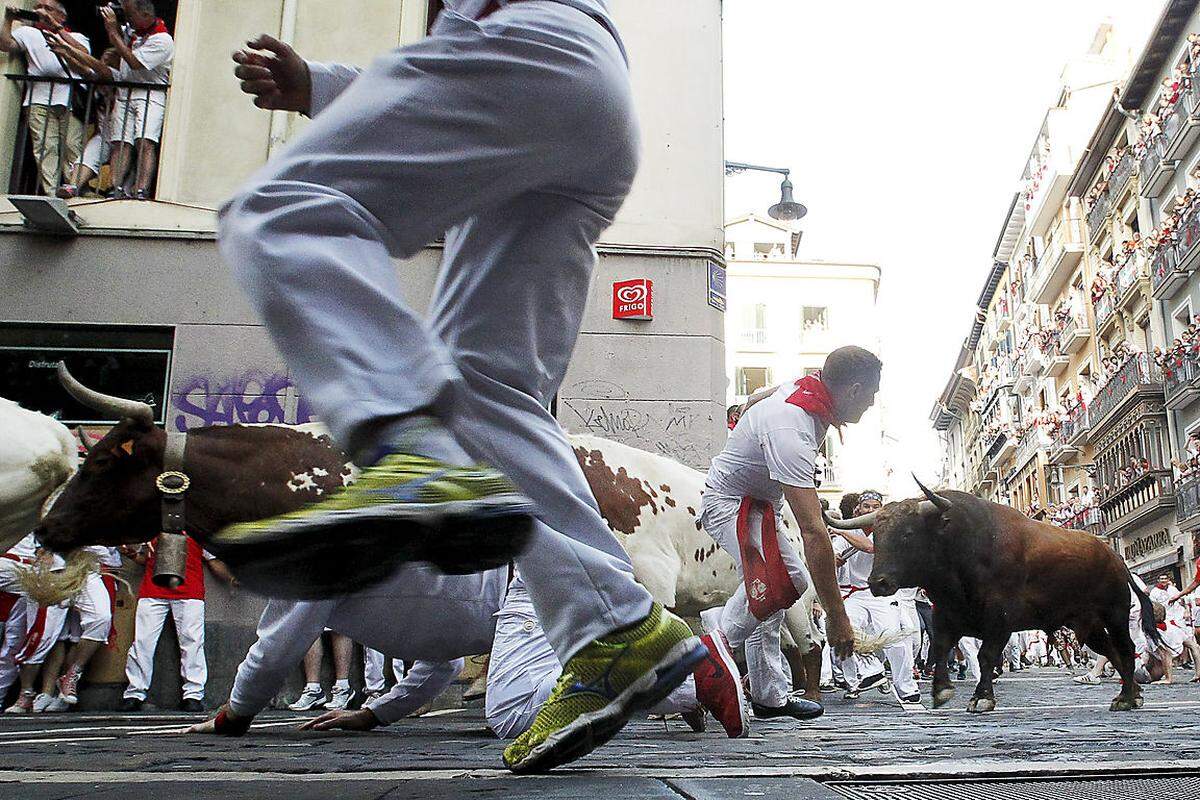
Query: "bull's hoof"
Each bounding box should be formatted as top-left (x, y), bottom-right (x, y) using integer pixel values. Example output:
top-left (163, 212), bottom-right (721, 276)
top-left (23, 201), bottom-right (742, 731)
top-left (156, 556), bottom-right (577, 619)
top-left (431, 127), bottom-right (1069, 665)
top-left (932, 687), bottom-right (955, 708)
top-left (1109, 696), bottom-right (1138, 712)
top-left (967, 697), bottom-right (996, 713)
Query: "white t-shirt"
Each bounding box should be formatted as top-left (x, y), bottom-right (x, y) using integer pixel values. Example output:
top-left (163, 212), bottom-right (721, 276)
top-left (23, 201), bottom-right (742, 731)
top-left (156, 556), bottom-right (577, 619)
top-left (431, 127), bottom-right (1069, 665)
top-left (112, 28), bottom-right (172, 105)
top-left (12, 25), bottom-right (90, 107)
top-left (7, 533), bottom-right (40, 560)
top-left (840, 544), bottom-right (874, 592)
top-left (83, 545), bottom-right (122, 569)
top-left (706, 382), bottom-right (827, 504)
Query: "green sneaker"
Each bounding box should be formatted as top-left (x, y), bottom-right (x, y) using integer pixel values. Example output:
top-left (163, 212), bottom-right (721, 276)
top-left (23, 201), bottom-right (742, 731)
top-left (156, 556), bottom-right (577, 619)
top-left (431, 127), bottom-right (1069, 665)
top-left (502, 603), bottom-right (706, 774)
top-left (207, 453), bottom-right (534, 599)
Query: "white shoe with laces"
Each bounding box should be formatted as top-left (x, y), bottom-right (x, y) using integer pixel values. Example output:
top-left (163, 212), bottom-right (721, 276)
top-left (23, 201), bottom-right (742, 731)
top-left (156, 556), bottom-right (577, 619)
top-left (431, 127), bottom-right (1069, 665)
top-left (31, 693), bottom-right (56, 713)
top-left (326, 684), bottom-right (354, 711)
top-left (288, 686), bottom-right (329, 712)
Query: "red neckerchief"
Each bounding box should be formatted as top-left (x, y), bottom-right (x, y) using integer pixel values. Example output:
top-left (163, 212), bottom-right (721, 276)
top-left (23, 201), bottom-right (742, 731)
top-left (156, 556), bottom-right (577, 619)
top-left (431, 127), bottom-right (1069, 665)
top-left (133, 17), bottom-right (168, 37)
top-left (785, 373), bottom-right (840, 428)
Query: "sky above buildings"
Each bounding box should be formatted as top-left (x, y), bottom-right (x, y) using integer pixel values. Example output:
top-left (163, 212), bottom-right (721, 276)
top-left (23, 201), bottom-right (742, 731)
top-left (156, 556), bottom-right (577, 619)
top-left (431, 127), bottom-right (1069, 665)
top-left (723, 0), bottom-right (1163, 497)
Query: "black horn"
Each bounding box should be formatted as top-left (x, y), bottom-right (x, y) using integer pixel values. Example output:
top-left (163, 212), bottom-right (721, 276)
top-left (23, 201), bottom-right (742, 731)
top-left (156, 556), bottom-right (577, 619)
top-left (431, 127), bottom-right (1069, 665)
top-left (913, 474), bottom-right (952, 512)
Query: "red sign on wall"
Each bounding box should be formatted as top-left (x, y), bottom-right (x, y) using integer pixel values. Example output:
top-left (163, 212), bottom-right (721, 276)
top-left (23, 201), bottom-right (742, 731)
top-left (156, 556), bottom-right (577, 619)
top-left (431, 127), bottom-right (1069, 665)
top-left (612, 279), bottom-right (653, 321)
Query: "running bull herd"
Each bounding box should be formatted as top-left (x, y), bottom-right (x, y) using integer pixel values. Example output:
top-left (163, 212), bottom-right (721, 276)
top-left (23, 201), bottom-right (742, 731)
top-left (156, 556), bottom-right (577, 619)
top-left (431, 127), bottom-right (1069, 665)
top-left (3, 363), bottom-right (1161, 715)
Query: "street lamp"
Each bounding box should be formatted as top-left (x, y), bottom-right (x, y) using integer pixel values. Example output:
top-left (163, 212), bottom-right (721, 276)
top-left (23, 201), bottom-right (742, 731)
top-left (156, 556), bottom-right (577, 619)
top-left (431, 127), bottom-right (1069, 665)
top-left (724, 161), bottom-right (808, 221)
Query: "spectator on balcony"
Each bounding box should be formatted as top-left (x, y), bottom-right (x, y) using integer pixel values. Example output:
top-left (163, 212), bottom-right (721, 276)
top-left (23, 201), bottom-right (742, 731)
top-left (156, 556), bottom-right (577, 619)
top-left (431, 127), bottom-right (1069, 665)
top-left (0, 2), bottom-right (90, 195)
top-left (45, 43), bottom-right (119, 199)
top-left (102, 0), bottom-right (173, 200)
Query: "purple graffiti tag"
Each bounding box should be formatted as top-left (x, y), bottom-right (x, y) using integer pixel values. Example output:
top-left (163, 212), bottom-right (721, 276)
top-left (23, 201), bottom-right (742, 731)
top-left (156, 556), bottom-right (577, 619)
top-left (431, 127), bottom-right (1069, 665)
top-left (173, 371), bottom-right (313, 431)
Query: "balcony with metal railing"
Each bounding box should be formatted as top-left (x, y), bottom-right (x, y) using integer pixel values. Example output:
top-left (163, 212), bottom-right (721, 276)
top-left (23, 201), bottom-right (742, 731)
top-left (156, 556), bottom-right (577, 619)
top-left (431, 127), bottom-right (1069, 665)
top-left (1138, 135), bottom-right (1174, 198)
top-left (1115, 253), bottom-right (1148, 311)
top-left (1088, 354), bottom-right (1163, 434)
top-left (1176, 474), bottom-right (1200, 530)
top-left (1093, 291), bottom-right (1115, 332)
top-left (1013, 425), bottom-right (1050, 472)
top-left (6, 74), bottom-right (169, 200)
top-left (1049, 402), bottom-right (1086, 463)
top-left (1174, 204), bottom-right (1200, 274)
top-left (1031, 217), bottom-right (1086, 305)
top-left (1164, 352), bottom-right (1200, 410)
top-left (1086, 192), bottom-right (1110, 244)
top-left (1057, 312), bottom-right (1089, 355)
top-left (1162, 78), bottom-right (1200, 162)
top-left (1151, 241), bottom-right (1186, 298)
top-left (740, 329), bottom-right (768, 346)
top-left (1110, 150), bottom-right (1136, 199)
top-left (1060, 506), bottom-right (1106, 536)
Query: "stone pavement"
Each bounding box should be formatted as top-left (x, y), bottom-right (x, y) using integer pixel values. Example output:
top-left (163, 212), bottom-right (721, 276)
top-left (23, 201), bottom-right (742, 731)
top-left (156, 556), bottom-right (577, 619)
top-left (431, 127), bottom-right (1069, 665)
top-left (1, 667), bottom-right (1199, 799)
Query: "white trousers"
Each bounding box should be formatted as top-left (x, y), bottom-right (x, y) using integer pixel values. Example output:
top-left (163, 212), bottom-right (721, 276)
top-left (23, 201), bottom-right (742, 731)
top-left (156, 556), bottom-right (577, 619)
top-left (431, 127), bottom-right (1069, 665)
top-left (15, 601), bottom-right (67, 666)
top-left (219, 0), bottom-right (649, 663)
top-left (123, 598), bottom-right (207, 701)
top-left (485, 578), bottom-right (696, 739)
top-left (702, 494), bottom-right (811, 707)
top-left (839, 593), bottom-right (918, 697)
top-left (67, 573), bottom-right (113, 643)
top-left (363, 647), bottom-right (406, 693)
top-left (0, 594), bottom-right (26, 696)
top-left (958, 637), bottom-right (982, 684)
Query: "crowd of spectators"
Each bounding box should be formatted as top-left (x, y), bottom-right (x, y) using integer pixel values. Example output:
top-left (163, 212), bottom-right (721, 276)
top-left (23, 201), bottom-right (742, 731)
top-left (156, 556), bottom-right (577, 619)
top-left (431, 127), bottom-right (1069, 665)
top-left (0, 0), bottom-right (174, 200)
top-left (1171, 431), bottom-right (1200, 482)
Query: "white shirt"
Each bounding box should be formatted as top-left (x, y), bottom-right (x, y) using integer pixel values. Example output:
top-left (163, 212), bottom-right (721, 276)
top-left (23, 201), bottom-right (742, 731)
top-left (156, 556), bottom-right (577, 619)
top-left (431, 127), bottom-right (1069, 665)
top-left (112, 27), bottom-right (172, 105)
top-left (444, 0), bottom-right (624, 61)
top-left (11, 25), bottom-right (90, 107)
top-left (840, 543), bottom-right (874, 593)
top-left (7, 533), bottom-right (40, 560)
top-left (706, 383), bottom-right (827, 504)
top-left (83, 545), bottom-right (122, 569)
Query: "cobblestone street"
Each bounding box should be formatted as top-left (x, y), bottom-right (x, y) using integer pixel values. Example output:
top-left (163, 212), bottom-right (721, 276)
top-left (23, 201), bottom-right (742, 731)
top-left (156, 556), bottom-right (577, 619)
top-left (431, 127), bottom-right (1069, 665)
top-left (2, 667), bottom-right (1199, 798)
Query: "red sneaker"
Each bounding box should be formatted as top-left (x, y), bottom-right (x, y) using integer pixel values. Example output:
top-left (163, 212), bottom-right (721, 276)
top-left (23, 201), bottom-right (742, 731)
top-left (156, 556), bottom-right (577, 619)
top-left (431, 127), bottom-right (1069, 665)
top-left (56, 665), bottom-right (81, 705)
top-left (693, 631), bottom-right (749, 738)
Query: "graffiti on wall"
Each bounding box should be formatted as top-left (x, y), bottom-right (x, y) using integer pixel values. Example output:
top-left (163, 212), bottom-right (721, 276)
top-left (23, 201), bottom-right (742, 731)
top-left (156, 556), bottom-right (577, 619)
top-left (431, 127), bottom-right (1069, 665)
top-left (172, 371), bottom-right (313, 432)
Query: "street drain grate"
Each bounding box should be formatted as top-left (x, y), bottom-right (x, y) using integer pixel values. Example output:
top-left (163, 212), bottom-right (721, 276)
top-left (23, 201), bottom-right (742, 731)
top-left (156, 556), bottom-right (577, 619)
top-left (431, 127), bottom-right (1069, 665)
top-left (825, 771), bottom-right (1200, 800)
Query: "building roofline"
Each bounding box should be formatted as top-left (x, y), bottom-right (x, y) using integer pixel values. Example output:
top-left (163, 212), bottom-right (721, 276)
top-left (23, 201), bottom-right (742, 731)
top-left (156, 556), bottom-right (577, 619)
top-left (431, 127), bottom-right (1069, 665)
top-left (1067, 0), bottom-right (1200, 197)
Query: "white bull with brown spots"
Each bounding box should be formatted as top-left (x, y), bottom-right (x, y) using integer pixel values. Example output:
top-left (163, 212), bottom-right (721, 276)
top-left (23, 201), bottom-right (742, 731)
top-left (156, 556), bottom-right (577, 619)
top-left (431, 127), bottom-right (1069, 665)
top-left (570, 434), bottom-right (821, 654)
top-left (0, 397), bottom-right (79, 551)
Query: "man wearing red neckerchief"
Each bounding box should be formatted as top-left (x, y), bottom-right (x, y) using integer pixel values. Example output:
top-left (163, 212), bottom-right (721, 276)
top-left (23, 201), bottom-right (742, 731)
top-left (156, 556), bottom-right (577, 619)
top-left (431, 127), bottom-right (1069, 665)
top-left (701, 346), bottom-right (881, 721)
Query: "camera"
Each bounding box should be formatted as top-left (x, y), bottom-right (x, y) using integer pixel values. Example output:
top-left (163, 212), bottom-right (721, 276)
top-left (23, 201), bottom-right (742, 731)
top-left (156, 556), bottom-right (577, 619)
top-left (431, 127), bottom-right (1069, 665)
top-left (5, 7), bottom-right (42, 23)
top-left (96, 1), bottom-right (125, 24)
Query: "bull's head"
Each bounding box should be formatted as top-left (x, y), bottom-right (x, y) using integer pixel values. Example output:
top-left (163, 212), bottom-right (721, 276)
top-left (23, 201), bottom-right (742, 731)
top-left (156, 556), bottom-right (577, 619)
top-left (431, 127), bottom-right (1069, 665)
top-left (826, 475), bottom-right (954, 597)
top-left (35, 364), bottom-right (165, 552)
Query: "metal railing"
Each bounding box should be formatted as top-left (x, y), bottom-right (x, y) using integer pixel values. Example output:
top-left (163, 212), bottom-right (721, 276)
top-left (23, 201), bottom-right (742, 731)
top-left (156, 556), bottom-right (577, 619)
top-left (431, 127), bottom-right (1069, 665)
top-left (1060, 506), bottom-right (1105, 535)
top-left (1164, 352), bottom-right (1200, 402)
top-left (1152, 244), bottom-right (1179, 292)
top-left (1088, 353), bottom-right (1162, 431)
top-left (1138, 135), bottom-right (1168, 189)
top-left (1111, 150), bottom-right (1135, 197)
top-left (1052, 400), bottom-right (1086, 452)
top-left (1093, 291), bottom-right (1114, 329)
top-left (1176, 474), bottom-right (1200, 525)
top-left (1162, 87), bottom-right (1197, 146)
top-left (1115, 254), bottom-right (1144, 300)
top-left (6, 74), bottom-right (169, 198)
top-left (740, 329), bottom-right (768, 345)
top-left (1087, 192), bottom-right (1110, 239)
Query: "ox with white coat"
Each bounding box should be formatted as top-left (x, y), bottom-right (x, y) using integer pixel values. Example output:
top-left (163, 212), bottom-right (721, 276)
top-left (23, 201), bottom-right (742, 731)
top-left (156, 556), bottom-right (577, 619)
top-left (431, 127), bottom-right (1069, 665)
top-left (0, 397), bottom-right (78, 551)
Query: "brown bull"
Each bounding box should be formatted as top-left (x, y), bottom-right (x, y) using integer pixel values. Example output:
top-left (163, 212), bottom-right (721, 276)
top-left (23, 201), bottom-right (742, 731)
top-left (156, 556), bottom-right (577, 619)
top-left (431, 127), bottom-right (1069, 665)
top-left (829, 478), bottom-right (1160, 713)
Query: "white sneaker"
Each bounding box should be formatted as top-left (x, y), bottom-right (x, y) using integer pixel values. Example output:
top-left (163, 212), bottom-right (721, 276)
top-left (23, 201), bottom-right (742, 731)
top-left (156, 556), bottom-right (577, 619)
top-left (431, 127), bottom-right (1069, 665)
top-left (31, 693), bottom-right (56, 713)
top-left (288, 686), bottom-right (329, 712)
top-left (42, 695), bottom-right (70, 713)
top-left (4, 690), bottom-right (34, 714)
top-left (326, 685), bottom-right (354, 711)
top-left (1073, 673), bottom-right (1101, 685)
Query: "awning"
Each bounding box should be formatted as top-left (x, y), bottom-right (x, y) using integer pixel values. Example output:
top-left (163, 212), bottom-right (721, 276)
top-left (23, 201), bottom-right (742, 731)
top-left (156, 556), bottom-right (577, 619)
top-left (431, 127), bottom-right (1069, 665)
top-left (1130, 547), bottom-right (1183, 579)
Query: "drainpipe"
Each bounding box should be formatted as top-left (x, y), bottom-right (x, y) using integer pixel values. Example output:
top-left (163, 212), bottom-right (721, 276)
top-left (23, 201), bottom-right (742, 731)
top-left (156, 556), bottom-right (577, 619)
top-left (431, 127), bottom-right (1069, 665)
top-left (267, 0), bottom-right (300, 159)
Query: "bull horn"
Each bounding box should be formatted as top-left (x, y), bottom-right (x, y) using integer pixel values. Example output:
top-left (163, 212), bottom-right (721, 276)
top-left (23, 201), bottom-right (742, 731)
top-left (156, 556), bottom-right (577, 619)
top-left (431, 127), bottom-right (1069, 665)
top-left (825, 510), bottom-right (879, 530)
top-left (913, 474), bottom-right (952, 512)
top-left (57, 362), bottom-right (154, 424)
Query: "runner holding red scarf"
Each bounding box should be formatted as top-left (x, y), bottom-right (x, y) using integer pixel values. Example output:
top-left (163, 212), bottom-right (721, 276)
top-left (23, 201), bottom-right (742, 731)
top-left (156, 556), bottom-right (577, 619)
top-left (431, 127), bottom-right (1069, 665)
top-left (701, 346), bottom-right (881, 720)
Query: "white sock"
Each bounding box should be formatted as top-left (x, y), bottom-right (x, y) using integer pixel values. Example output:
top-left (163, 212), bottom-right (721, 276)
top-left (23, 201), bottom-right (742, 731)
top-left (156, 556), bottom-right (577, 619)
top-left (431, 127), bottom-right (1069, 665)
top-left (334, 679), bottom-right (350, 691)
top-left (304, 682), bottom-right (321, 692)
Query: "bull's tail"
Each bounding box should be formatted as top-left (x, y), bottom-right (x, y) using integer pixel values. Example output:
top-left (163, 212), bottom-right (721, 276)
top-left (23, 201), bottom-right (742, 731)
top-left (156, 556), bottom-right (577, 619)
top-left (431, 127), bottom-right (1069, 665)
top-left (1128, 572), bottom-right (1164, 651)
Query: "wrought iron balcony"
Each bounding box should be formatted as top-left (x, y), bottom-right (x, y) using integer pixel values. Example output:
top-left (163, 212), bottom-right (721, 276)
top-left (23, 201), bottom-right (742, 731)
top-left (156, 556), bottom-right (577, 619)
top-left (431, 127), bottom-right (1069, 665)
top-left (1093, 291), bottom-right (1115, 331)
top-left (1115, 253), bottom-right (1148, 310)
top-left (1138, 135), bottom-right (1175, 198)
top-left (1176, 474), bottom-right (1200, 529)
top-left (1111, 150), bottom-right (1136, 198)
top-left (1164, 353), bottom-right (1200, 410)
top-left (1059, 507), bottom-right (1106, 536)
top-left (1087, 193), bottom-right (1110, 243)
top-left (1151, 243), bottom-right (1186, 298)
top-left (1088, 354), bottom-right (1162, 433)
top-left (1057, 313), bottom-right (1088, 355)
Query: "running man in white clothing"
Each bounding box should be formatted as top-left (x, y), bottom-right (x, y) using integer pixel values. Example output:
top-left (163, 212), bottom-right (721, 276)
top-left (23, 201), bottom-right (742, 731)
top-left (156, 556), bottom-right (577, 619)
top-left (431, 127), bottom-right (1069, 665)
top-left (701, 346), bottom-right (881, 719)
top-left (215, 1), bottom-right (704, 772)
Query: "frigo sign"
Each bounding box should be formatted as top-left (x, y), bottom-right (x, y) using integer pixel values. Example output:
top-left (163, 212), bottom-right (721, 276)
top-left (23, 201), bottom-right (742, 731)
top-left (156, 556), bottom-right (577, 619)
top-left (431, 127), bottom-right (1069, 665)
top-left (612, 279), bottom-right (653, 321)
top-left (1123, 528), bottom-right (1175, 563)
